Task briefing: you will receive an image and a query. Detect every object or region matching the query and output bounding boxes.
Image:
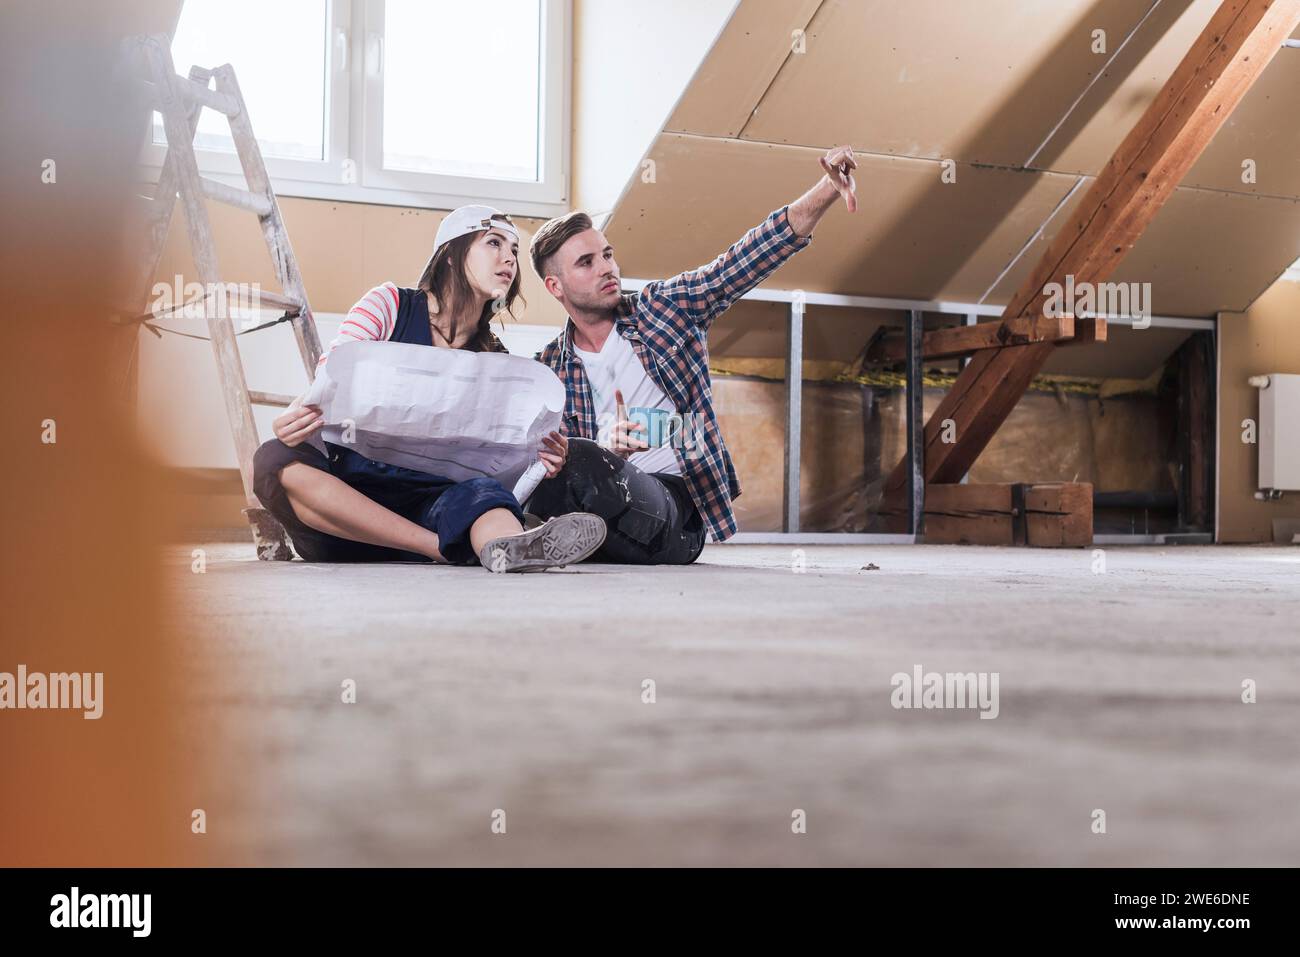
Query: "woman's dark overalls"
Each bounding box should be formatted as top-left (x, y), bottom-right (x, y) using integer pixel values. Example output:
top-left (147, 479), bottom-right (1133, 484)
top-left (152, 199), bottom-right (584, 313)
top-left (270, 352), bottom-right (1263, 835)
top-left (252, 287), bottom-right (525, 563)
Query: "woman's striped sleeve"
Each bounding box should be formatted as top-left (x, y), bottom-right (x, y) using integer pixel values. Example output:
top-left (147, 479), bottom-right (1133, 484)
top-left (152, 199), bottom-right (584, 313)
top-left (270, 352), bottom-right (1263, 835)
top-left (317, 282), bottom-right (401, 368)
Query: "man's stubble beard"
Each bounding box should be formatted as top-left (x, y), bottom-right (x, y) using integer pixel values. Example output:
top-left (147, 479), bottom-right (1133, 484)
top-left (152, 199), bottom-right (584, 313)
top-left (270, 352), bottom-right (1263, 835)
top-left (567, 284), bottom-right (621, 317)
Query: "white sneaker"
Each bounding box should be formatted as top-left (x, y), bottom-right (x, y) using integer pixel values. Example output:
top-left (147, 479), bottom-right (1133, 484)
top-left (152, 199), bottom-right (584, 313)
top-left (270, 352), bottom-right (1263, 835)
top-left (480, 512), bottom-right (606, 573)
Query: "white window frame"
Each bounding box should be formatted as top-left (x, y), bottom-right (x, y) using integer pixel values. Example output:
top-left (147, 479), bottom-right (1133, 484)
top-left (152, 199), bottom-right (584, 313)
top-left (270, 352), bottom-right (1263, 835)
top-left (142, 0), bottom-right (571, 218)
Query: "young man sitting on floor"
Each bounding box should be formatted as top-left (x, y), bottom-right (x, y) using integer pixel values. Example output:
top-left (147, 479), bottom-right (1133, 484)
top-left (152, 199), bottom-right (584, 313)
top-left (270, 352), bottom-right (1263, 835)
top-left (524, 144), bottom-right (859, 564)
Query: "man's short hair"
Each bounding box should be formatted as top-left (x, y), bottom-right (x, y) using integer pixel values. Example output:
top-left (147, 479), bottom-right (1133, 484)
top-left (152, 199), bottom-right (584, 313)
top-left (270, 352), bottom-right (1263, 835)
top-left (530, 211), bottom-right (593, 279)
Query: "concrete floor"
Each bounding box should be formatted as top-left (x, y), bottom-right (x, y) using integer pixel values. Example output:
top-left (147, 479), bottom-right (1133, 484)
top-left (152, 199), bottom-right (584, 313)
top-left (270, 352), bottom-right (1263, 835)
top-left (173, 543), bottom-right (1300, 866)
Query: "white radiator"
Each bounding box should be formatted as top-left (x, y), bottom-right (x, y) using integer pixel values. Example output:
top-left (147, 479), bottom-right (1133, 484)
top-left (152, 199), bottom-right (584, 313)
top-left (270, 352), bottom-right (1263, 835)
top-left (1258, 374), bottom-right (1300, 492)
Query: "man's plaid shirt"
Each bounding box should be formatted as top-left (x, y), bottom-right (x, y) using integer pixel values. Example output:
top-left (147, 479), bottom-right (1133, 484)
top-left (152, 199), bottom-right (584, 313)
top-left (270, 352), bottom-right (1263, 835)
top-left (536, 206), bottom-right (812, 542)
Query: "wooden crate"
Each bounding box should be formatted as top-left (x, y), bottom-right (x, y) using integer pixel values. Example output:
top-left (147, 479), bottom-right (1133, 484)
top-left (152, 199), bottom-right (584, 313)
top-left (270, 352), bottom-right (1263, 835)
top-left (923, 482), bottom-right (1092, 547)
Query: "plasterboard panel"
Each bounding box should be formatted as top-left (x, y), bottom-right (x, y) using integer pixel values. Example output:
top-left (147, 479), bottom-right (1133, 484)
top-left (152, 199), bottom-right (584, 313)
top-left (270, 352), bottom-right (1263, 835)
top-left (663, 0), bottom-right (823, 138)
top-left (707, 299), bottom-right (900, 361)
top-left (708, 303), bottom-right (1189, 390)
top-left (606, 134), bottom-right (1079, 302)
top-left (985, 184), bottom-right (1300, 314)
top-left (739, 0), bottom-right (1154, 165)
top-left (1033, 0), bottom-right (1300, 198)
top-left (1218, 279), bottom-right (1300, 541)
top-left (1041, 324), bottom-right (1191, 379)
top-left (153, 198), bottom-right (569, 324)
top-left (1185, 39), bottom-right (1300, 198)
top-left (1031, 0), bottom-right (1216, 174)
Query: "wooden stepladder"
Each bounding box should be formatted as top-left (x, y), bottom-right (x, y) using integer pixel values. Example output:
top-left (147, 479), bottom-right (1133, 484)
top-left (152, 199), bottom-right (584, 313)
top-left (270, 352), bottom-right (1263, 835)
top-left (124, 34), bottom-right (322, 560)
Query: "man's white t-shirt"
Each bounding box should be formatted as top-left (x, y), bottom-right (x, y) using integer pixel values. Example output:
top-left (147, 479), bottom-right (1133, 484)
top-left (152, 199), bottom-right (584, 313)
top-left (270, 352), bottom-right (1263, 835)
top-left (573, 330), bottom-right (681, 475)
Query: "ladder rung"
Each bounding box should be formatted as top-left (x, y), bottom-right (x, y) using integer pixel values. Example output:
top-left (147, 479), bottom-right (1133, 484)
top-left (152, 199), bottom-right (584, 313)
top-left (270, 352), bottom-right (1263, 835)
top-left (178, 75), bottom-right (239, 116)
top-left (198, 176), bottom-right (273, 216)
top-left (256, 290), bottom-right (305, 313)
top-left (134, 75), bottom-right (239, 118)
top-left (248, 391), bottom-right (298, 407)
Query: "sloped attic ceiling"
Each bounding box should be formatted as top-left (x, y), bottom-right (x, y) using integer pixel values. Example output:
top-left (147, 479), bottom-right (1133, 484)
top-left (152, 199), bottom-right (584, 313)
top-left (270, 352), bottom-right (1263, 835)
top-left (606, 0), bottom-right (1300, 318)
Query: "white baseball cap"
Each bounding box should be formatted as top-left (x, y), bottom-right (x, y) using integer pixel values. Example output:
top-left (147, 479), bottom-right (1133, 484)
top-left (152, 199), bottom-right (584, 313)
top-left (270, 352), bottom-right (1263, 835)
top-left (431, 204), bottom-right (519, 256)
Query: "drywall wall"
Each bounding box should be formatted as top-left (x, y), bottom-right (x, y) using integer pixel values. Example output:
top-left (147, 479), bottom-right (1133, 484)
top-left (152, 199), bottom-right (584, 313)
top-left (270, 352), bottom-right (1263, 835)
top-left (672, 0), bottom-right (1299, 200)
top-left (610, 0), bottom-right (1300, 315)
top-left (706, 299), bottom-right (895, 365)
top-left (607, 135), bottom-right (1082, 301)
top-left (736, 0), bottom-right (1159, 165)
top-left (151, 196), bottom-right (570, 321)
top-left (612, 127), bottom-right (1300, 316)
top-left (1218, 276), bottom-right (1300, 543)
top-left (981, 180), bottom-right (1300, 315)
top-left (1040, 323), bottom-right (1190, 379)
top-left (1042, 4), bottom-right (1300, 196)
top-left (663, 0), bottom-right (821, 138)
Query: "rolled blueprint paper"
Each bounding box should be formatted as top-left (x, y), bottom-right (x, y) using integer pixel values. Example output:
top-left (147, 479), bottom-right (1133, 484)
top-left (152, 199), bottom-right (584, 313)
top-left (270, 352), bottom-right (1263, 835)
top-left (511, 459), bottom-right (549, 507)
top-left (303, 341), bottom-right (566, 495)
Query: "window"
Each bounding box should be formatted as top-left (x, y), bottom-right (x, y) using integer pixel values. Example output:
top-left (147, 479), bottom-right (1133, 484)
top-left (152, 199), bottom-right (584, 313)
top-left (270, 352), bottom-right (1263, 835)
top-left (158, 0), bottom-right (330, 162)
top-left (147, 0), bottom-right (570, 216)
top-left (380, 1), bottom-right (541, 181)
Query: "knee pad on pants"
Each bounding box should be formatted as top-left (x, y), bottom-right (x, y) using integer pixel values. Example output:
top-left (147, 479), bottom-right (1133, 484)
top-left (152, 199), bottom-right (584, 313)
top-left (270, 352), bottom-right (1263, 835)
top-left (563, 439), bottom-right (671, 544)
top-left (559, 439), bottom-right (633, 519)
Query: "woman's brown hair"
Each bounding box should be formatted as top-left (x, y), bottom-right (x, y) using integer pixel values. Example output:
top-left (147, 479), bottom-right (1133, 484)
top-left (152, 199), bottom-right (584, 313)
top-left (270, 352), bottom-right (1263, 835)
top-left (416, 213), bottom-right (524, 351)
